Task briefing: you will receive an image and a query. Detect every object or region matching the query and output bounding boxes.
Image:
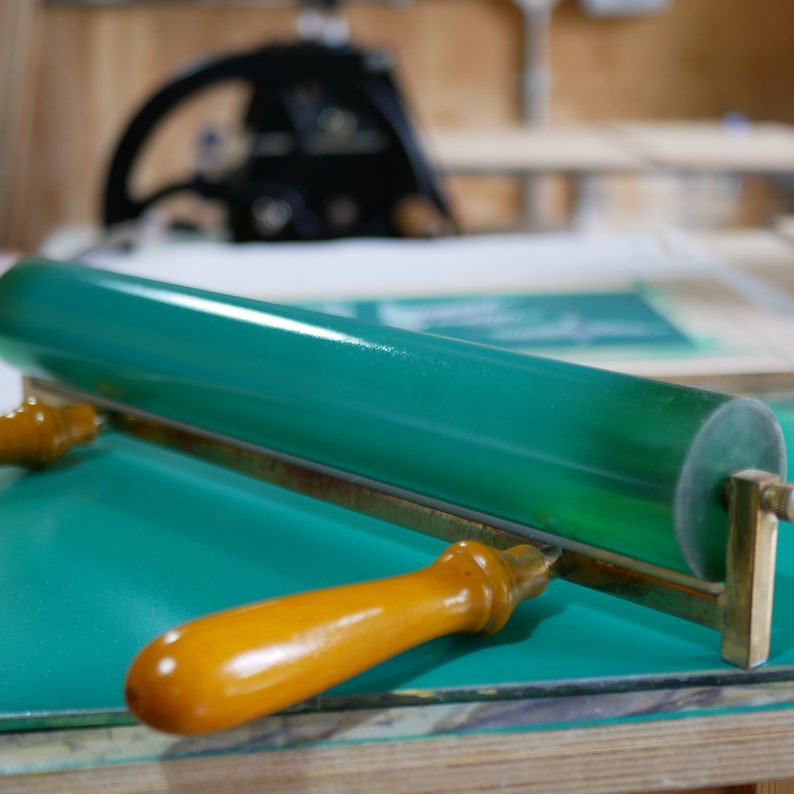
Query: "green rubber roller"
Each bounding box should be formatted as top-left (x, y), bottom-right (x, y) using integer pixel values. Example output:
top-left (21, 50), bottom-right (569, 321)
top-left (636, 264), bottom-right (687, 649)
top-left (0, 258), bottom-right (784, 580)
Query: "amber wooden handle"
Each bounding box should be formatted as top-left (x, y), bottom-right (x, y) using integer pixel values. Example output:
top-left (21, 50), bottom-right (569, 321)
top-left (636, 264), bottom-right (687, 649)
top-left (125, 540), bottom-right (551, 735)
top-left (0, 397), bottom-right (98, 466)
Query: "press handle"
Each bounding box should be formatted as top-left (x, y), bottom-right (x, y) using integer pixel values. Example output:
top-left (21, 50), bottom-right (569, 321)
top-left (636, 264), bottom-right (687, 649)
top-left (125, 540), bottom-right (551, 735)
top-left (0, 397), bottom-right (98, 466)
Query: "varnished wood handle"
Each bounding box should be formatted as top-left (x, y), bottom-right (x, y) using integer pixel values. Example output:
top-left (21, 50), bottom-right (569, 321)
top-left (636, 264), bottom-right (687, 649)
top-left (125, 540), bottom-right (551, 735)
top-left (0, 397), bottom-right (98, 466)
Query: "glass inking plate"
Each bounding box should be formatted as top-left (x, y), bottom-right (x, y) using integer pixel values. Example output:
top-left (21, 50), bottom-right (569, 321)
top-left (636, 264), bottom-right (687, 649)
top-left (3, 415), bottom-right (794, 731)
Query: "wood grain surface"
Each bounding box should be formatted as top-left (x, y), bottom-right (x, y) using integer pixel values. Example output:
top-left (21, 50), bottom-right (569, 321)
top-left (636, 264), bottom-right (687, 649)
top-left (0, 0), bottom-right (39, 249)
top-left (4, 707), bottom-right (794, 794)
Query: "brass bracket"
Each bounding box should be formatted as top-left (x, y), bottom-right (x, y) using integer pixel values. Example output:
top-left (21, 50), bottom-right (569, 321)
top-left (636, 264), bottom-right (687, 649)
top-left (566, 470), bottom-right (791, 671)
top-left (722, 469), bottom-right (787, 669)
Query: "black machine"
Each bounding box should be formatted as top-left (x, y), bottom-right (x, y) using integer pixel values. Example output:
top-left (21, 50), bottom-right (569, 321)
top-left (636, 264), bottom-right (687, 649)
top-left (102, 10), bottom-right (455, 243)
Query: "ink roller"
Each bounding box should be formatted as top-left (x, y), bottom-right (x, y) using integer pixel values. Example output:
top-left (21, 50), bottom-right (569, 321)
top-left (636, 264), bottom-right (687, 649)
top-left (0, 258), bottom-right (790, 736)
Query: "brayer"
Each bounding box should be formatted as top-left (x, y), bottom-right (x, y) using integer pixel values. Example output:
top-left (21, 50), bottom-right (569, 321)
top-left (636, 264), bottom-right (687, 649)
top-left (0, 258), bottom-right (790, 735)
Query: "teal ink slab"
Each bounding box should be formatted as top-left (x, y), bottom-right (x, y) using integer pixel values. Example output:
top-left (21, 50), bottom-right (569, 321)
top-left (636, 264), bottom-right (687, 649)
top-left (1, 420), bottom-right (794, 730)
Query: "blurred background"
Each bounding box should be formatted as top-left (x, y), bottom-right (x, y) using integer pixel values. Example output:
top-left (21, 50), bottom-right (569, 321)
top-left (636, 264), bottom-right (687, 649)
top-left (2, 0), bottom-right (794, 253)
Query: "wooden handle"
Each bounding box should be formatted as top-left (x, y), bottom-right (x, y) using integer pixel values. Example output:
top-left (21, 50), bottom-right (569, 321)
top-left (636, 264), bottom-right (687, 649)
top-left (0, 397), bottom-right (98, 466)
top-left (125, 540), bottom-right (551, 735)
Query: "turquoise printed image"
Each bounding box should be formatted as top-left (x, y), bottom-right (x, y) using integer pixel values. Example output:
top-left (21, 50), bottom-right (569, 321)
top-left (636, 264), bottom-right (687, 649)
top-left (304, 292), bottom-right (691, 350)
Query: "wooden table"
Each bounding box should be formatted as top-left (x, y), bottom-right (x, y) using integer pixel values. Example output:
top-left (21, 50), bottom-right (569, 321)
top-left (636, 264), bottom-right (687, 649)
top-left (3, 685), bottom-right (794, 793)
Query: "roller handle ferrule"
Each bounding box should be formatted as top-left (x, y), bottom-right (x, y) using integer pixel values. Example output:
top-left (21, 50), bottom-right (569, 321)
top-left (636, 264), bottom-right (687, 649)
top-left (125, 540), bottom-right (551, 735)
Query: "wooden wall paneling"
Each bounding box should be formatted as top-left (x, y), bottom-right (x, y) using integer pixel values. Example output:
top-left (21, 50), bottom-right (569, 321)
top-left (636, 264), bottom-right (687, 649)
top-left (546, 0), bottom-right (794, 231)
top-left (549, 0), bottom-right (794, 123)
top-left (0, 0), bottom-right (41, 250)
top-left (12, 4), bottom-right (301, 251)
top-left (350, 0), bottom-right (524, 127)
top-left (10, 0), bottom-right (794, 250)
